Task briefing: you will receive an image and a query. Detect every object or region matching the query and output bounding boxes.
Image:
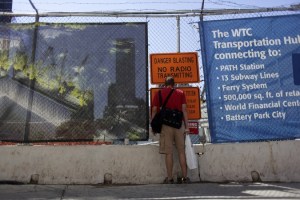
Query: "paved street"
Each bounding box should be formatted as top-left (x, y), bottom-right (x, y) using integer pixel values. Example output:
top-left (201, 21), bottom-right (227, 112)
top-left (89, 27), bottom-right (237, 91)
top-left (1, 182), bottom-right (300, 200)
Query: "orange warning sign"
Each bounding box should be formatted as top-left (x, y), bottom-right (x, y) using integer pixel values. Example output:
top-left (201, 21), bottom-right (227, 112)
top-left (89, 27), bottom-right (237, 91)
top-left (150, 87), bottom-right (201, 120)
top-left (150, 52), bottom-right (199, 84)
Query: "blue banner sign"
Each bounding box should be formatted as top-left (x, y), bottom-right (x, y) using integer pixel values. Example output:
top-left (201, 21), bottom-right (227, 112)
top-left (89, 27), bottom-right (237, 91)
top-left (201, 14), bottom-right (300, 143)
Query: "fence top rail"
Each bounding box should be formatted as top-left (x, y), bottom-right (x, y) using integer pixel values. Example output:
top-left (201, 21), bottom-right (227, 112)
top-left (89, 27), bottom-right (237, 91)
top-left (0, 6), bottom-right (299, 18)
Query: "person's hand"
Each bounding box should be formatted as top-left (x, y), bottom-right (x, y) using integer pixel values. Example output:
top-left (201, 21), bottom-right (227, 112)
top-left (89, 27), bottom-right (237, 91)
top-left (184, 129), bottom-right (190, 134)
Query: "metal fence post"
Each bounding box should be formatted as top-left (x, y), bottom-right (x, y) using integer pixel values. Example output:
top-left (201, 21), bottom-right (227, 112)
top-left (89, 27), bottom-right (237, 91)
top-left (176, 15), bottom-right (180, 53)
top-left (24, 0), bottom-right (39, 142)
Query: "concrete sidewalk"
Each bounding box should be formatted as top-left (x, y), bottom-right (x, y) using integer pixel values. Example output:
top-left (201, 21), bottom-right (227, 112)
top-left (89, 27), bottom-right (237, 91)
top-left (1, 182), bottom-right (300, 200)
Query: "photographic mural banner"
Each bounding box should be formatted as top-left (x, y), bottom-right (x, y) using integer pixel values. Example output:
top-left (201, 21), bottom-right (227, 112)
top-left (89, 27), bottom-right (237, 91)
top-left (0, 22), bottom-right (148, 142)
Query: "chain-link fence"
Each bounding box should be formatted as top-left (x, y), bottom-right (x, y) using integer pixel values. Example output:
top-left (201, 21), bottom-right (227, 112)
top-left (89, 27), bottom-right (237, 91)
top-left (0, 11), bottom-right (202, 144)
top-left (1, 5), bottom-right (298, 144)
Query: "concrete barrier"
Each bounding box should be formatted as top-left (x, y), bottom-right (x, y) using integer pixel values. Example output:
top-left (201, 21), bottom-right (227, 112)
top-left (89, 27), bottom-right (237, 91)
top-left (0, 140), bottom-right (299, 184)
top-left (0, 144), bottom-right (199, 184)
top-left (198, 140), bottom-right (300, 182)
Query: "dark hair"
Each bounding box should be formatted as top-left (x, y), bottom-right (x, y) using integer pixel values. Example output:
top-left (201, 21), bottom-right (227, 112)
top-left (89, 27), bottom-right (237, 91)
top-left (165, 76), bottom-right (175, 86)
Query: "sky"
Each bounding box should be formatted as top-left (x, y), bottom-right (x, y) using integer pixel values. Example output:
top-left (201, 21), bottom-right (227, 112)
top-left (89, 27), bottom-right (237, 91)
top-left (10, 0), bottom-right (300, 13)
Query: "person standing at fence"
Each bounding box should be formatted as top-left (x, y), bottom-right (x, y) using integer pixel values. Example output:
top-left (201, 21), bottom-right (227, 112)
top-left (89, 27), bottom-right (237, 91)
top-left (151, 76), bottom-right (190, 184)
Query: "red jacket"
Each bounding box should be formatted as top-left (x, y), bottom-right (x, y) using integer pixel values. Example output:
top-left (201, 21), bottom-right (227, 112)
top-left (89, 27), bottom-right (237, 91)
top-left (152, 87), bottom-right (187, 111)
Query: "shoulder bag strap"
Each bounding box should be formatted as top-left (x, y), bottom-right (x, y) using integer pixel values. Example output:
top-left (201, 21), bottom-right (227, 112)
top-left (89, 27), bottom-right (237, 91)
top-left (160, 89), bottom-right (174, 109)
top-left (158, 90), bottom-right (162, 106)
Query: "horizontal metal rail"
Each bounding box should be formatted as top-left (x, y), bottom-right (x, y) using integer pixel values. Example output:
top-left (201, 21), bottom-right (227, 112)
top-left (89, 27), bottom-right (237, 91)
top-left (0, 6), bottom-right (299, 18)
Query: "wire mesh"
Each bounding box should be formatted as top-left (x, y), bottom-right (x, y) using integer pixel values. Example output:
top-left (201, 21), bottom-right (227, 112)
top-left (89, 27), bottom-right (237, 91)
top-left (0, 13), bottom-right (202, 144)
top-left (1, 7), bottom-right (298, 144)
